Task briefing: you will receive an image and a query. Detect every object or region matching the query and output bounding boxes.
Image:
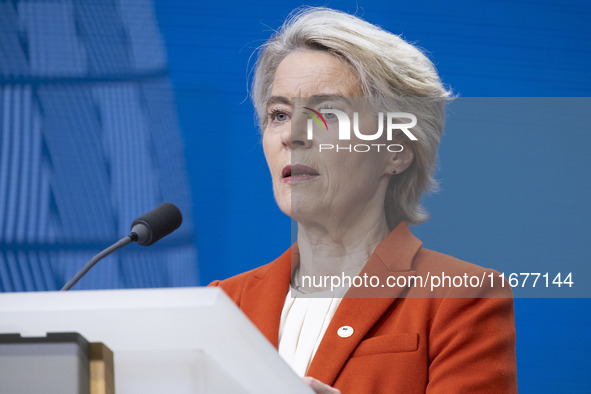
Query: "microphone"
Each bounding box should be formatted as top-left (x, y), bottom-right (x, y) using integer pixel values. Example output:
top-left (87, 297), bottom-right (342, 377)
top-left (130, 202), bottom-right (183, 246)
top-left (60, 203), bottom-right (183, 291)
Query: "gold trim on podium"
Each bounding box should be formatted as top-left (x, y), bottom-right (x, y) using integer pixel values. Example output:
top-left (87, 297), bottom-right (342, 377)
top-left (90, 343), bottom-right (115, 394)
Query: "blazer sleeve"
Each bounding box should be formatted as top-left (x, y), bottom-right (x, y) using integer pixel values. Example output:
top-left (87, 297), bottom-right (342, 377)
top-left (426, 284), bottom-right (518, 393)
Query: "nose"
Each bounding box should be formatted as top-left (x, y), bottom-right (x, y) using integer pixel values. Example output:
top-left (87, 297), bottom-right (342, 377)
top-left (283, 111), bottom-right (312, 149)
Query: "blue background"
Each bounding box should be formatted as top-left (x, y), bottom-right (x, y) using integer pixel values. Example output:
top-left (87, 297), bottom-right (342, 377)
top-left (154, 1), bottom-right (590, 392)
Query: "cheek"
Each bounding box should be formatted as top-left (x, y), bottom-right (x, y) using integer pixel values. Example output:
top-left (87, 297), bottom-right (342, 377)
top-left (337, 153), bottom-right (387, 187)
top-left (262, 131), bottom-right (287, 181)
top-left (262, 133), bottom-right (275, 171)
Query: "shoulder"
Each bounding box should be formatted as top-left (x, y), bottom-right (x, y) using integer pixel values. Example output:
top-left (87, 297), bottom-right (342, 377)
top-left (208, 262), bottom-right (274, 305)
top-left (375, 222), bottom-right (511, 297)
top-left (415, 247), bottom-right (488, 275)
top-left (412, 247), bottom-right (512, 298)
top-left (207, 247), bottom-right (292, 305)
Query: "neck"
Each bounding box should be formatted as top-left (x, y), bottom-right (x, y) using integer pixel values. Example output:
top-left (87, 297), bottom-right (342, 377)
top-left (295, 213), bottom-right (390, 292)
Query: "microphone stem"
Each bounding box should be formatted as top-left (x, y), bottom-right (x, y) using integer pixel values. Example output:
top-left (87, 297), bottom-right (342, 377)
top-left (60, 235), bottom-right (134, 291)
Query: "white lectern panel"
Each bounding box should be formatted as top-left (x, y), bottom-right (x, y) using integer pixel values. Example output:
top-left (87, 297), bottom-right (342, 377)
top-left (0, 287), bottom-right (313, 394)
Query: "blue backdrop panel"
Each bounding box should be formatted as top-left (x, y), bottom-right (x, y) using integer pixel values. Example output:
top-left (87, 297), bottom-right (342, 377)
top-left (0, 0), bottom-right (197, 291)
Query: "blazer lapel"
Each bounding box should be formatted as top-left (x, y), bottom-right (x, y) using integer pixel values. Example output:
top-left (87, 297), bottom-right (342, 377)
top-left (307, 222), bottom-right (422, 385)
top-left (238, 248), bottom-right (293, 348)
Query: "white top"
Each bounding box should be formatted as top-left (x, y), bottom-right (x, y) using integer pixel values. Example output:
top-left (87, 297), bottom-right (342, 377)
top-left (278, 290), bottom-right (343, 376)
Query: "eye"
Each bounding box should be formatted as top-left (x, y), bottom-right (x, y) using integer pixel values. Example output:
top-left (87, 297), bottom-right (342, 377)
top-left (319, 104), bottom-right (338, 120)
top-left (268, 108), bottom-right (290, 124)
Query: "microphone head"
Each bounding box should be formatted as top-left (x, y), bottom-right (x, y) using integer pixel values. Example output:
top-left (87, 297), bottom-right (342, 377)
top-left (130, 202), bottom-right (183, 246)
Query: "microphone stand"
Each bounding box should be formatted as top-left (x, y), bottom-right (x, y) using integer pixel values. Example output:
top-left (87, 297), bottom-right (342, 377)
top-left (60, 233), bottom-right (139, 291)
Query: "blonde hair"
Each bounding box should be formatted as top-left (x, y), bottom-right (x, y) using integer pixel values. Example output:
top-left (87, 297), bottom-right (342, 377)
top-left (252, 7), bottom-right (452, 227)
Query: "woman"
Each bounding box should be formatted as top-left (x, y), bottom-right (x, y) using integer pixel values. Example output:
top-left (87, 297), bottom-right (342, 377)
top-left (211, 7), bottom-right (517, 393)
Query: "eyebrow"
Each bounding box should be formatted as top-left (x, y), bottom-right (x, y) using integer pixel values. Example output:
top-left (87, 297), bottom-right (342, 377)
top-left (266, 93), bottom-right (349, 108)
top-left (267, 95), bottom-right (290, 108)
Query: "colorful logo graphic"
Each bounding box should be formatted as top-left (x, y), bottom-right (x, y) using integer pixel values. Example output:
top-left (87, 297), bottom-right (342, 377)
top-left (303, 107), bottom-right (328, 131)
top-left (302, 107), bottom-right (417, 153)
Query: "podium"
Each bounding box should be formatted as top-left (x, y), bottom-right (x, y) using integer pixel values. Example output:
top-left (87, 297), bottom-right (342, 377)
top-left (0, 287), bottom-right (313, 394)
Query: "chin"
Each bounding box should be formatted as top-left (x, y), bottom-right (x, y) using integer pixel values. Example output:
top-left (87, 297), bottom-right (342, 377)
top-left (289, 199), bottom-right (324, 223)
top-left (277, 203), bottom-right (292, 218)
top-left (273, 191), bottom-right (292, 218)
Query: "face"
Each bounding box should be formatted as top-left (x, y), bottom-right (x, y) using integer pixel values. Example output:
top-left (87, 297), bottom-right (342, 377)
top-left (262, 50), bottom-right (411, 228)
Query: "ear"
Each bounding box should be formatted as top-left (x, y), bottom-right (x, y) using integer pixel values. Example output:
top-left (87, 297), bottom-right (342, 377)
top-left (384, 146), bottom-right (415, 176)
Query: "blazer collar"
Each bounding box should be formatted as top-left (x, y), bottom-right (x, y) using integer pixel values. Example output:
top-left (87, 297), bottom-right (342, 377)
top-left (307, 222), bottom-right (422, 384)
top-left (240, 222), bottom-right (422, 384)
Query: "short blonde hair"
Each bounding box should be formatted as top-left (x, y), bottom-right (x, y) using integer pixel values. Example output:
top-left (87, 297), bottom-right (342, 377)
top-left (252, 7), bottom-right (452, 227)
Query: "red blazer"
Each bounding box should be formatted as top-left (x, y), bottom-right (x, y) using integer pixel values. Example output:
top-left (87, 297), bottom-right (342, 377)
top-left (210, 223), bottom-right (518, 393)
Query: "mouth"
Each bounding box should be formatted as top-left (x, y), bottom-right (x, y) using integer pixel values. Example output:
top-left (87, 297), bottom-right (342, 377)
top-left (282, 164), bottom-right (320, 184)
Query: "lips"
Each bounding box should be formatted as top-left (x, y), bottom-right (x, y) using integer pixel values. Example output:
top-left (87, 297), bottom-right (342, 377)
top-left (282, 164), bottom-right (320, 183)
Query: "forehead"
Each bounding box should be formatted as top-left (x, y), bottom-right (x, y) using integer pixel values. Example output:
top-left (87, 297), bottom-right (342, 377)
top-left (270, 50), bottom-right (361, 99)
